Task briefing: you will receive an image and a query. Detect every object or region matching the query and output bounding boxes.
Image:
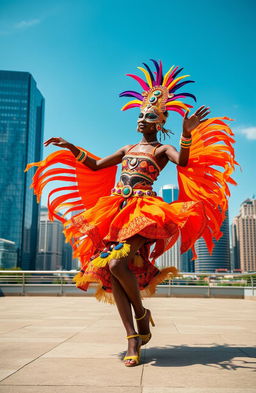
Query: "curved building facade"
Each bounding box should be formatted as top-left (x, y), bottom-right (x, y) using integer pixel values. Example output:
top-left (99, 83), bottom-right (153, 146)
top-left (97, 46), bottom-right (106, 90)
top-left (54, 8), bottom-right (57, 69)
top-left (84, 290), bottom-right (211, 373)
top-left (194, 212), bottom-right (231, 273)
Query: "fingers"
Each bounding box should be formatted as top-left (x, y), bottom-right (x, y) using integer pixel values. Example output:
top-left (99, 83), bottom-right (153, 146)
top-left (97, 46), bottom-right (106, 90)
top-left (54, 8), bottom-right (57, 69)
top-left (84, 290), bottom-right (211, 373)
top-left (195, 106), bottom-right (210, 120)
top-left (44, 137), bottom-right (60, 147)
top-left (194, 105), bottom-right (210, 117)
top-left (194, 105), bottom-right (205, 115)
top-left (184, 110), bottom-right (189, 119)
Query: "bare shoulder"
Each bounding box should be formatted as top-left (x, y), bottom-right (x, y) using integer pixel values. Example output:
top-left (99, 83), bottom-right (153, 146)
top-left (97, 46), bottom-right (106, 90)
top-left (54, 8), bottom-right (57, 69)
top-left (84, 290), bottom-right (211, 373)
top-left (155, 143), bottom-right (177, 157)
top-left (121, 144), bottom-right (135, 155)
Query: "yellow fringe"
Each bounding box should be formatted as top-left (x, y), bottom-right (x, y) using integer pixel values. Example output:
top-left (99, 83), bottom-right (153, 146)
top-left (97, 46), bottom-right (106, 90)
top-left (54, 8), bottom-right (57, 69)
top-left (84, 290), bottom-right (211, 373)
top-left (72, 262), bottom-right (180, 305)
top-left (95, 287), bottom-right (115, 304)
top-left (141, 266), bottom-right (181, 298)
top-left (90, 242), bottom-right (131, 268)
top-left (89, 253), bottom-right (112, 268)
top-left (110, 242), bottom-right (130, 259)
top-left (72, 271), bottom-right (84, 285)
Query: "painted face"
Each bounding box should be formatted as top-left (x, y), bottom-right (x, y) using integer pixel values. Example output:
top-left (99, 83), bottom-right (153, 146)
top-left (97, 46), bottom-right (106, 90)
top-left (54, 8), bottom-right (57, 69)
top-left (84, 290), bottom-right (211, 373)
top-left (137, 108), bottom-right (160, 124)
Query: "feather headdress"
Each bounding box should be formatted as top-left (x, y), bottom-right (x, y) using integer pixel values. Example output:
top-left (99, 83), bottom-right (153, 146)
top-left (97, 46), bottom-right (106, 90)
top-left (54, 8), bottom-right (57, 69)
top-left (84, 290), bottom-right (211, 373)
top-left (119, 59), bottom-right (196, 120)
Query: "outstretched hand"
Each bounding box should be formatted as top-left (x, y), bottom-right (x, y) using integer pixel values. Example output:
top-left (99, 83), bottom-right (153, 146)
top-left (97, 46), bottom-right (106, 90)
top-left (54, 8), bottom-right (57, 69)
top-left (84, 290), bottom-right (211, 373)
top-left (44, 137), bottom-right (70, 148)
top-left (183, 105), bottom-right (210, 136)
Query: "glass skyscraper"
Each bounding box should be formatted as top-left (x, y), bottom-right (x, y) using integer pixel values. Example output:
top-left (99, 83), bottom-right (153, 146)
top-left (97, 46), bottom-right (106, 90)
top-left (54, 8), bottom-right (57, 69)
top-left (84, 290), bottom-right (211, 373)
top-left (159, 184), bottom-right (179, 204)
top-left (157, 184), bottom-right (194, 272)
top-left (194, 212), bottom-right (231, 273)
top-left (0, 71), bottom-right (44, 269)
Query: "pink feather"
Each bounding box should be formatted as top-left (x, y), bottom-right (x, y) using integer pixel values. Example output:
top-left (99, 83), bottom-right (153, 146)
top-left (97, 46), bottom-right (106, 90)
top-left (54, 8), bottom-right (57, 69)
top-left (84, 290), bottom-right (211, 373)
top-left (165, 66), bottom-right (179, 87)
top-left (166, 106), bottom-right (185, 116)
top-left (122, 103), bottom-right (141, 111)
top-left (126, 74), bottom-right (149, 91)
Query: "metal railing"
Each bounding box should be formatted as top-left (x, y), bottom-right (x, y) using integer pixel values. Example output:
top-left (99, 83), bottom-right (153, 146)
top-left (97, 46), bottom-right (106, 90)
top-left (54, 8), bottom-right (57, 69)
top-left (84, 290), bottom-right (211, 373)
top-left (0, 270), bottom-right (255, 297)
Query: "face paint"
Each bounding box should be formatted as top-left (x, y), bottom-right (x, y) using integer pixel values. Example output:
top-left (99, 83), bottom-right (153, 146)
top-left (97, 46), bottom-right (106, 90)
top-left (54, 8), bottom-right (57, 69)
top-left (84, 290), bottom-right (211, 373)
top-left (137, 108), bottom-right (160, 124)
top-left (137, 104), bottom-right (167, 126)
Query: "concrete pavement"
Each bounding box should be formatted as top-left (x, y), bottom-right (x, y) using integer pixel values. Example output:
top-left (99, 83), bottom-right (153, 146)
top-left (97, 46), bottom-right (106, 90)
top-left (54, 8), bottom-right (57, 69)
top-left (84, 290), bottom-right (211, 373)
top-left (0, 296), bottom-right (255, 393)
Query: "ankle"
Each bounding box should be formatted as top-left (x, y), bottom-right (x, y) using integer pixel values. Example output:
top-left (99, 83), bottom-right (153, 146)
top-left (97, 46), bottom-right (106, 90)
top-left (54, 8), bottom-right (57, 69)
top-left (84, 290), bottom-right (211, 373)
top-left (126, 330), bottom-right (137, 337)
top-left (135, 307), bottom-right (147, 321)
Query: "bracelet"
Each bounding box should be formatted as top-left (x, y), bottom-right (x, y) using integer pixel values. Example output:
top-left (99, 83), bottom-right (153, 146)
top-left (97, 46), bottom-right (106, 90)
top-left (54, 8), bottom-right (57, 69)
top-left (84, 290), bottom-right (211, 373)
top-left (180, 143), bottom-right (191, 149)
top-left (180, 141), bottom-right (192, 148)
top-left (76, 149), bottom-right (88, 163)
top-left (180, 135), bottom-right (192, 141)
top-left (180, 135), bottom-right (192, 149)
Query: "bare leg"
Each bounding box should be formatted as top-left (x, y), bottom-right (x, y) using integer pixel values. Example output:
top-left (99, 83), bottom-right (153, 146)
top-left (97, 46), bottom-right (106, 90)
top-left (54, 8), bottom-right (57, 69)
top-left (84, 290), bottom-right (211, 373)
top-left (109, 235), bottom-right (151, 365)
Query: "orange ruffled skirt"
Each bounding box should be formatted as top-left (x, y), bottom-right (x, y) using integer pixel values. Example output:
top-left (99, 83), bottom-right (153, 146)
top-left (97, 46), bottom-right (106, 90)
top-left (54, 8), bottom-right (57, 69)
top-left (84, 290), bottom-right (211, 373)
top-left (63, 193), bottom-right (206, 304)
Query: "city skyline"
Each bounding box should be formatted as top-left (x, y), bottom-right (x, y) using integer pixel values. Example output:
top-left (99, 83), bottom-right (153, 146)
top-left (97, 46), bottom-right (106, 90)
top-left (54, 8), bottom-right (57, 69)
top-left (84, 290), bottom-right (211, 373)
top-left (0, 0), bottom-right (255, 223)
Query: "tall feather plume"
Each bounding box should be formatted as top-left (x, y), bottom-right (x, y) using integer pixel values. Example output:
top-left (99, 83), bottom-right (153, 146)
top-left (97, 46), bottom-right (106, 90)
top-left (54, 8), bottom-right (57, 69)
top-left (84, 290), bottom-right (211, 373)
top-left (119, 59), bottom-right (196, 117)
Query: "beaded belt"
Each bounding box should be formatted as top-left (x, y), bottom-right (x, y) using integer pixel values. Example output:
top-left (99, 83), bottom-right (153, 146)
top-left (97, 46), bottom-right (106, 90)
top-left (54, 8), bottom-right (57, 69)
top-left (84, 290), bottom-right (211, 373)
top-left (111, 185), bottom-right (157, 198)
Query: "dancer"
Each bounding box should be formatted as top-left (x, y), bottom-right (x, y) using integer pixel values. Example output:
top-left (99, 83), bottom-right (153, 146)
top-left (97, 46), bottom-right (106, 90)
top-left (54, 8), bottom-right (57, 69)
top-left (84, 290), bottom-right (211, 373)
top-left (25, 59), bottom-right (238, 367)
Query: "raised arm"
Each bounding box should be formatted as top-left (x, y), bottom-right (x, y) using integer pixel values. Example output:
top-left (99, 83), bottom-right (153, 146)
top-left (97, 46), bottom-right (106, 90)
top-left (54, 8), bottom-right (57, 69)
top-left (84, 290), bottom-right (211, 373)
top-left (44, 137), bottom-right (129, 171)
top-left (164, 105), bottom-right (210, 167)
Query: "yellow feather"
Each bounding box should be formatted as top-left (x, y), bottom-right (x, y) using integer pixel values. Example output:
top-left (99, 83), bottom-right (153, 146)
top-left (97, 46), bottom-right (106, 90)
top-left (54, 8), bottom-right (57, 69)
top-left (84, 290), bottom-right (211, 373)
top-left (137, 66), bottom-right (152, 88)
top-left (121, 99), bottom-right (142, 111)
top-left (162, 65), bottom-right (174, 86)
top-left (167, 75), bottom-right (190, 90)
top-left (165, 101), bottom-right (190, 110)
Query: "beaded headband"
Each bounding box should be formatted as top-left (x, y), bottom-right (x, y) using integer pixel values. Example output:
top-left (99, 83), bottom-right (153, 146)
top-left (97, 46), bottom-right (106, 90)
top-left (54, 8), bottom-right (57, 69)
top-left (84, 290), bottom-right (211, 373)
top-left (119, 59), bottom-right (197, 126)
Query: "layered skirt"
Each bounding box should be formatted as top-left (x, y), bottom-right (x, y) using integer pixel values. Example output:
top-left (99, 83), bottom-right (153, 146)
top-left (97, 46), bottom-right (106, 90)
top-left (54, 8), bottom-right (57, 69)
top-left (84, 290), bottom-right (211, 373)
top-left (62, 191), bottom-right (207, 303)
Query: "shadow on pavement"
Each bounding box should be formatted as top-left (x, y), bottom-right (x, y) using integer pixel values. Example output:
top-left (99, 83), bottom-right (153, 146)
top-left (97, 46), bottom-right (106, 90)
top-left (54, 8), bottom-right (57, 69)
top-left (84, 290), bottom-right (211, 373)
top-left (117, 344), bottom-right (256, 370)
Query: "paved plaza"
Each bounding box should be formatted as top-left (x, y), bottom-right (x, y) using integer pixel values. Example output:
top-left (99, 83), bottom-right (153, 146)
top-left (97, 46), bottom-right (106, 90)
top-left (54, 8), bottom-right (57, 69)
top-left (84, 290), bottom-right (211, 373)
top-left (0, 296), bottom-right (255, 393)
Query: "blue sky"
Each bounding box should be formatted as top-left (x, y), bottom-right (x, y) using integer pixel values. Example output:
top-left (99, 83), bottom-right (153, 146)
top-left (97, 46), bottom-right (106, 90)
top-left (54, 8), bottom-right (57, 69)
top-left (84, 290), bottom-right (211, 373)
top-left (0, 0), bottom-right (255, 222)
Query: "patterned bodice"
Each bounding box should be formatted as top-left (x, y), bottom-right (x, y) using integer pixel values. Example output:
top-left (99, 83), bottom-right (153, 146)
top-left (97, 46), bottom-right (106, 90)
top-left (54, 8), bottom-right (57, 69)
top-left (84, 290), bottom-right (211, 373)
top-left (117, 143), bottom-right (162, 189)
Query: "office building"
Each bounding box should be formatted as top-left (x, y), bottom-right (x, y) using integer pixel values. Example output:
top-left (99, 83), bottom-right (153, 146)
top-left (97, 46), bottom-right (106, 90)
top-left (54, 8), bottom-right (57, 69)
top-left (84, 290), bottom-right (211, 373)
top-left (36, 207), bottom-right (65, 270)
top-left (194, 212), bottom-right (231, 273)
top-left (0, 71), bottom-right (44, 269)
top-left (62, 242), bottom-right (74, 270)
top-left (232, 198), bottom-right (256, 272)
top-left (159, 184), bottom-right (179, 203)
top-left (0, 238), bottom-right (17, 269)
top-left (157, 185), bottom-right (179, 269)
top-left (157, 184), bottom-right (193, 271)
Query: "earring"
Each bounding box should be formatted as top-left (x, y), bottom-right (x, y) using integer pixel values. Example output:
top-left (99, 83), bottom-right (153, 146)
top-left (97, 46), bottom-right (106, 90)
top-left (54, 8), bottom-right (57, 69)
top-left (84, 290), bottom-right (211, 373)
top-left (156, 123), bottom-right (162, 131)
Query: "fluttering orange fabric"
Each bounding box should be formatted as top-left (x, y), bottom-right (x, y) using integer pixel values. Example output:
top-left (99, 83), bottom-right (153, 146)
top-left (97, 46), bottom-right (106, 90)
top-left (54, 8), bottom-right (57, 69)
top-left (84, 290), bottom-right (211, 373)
top-left (25, 117), bottom-right (238, 304)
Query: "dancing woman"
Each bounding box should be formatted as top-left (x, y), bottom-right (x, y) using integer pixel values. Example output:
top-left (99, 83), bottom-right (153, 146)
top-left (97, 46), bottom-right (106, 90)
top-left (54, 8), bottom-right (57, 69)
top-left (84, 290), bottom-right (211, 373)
top-left (26, 59), bottom-right (238, 367)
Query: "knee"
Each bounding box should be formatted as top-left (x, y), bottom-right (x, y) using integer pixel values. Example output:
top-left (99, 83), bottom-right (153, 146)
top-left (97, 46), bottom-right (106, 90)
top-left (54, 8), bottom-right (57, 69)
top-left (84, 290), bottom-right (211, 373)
top-left (109, 258), bottom-right (127, 276)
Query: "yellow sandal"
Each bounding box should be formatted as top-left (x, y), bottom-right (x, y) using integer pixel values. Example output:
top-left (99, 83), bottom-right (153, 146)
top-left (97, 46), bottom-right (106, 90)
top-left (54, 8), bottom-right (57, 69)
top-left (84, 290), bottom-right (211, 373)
top-left (123, 334), bottom-right (142, 367)
top-left (135, 308), bottom-right (155, 345)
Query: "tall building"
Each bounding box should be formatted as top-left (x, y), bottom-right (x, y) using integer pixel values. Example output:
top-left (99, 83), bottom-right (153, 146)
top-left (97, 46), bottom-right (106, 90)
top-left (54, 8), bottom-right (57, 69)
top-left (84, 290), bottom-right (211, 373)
top-left (0, 238), bottom-right (17, 269)
top-left (0, 71), bottom-right (44, 269)
top-left (157, 184), bottom-right (193, 271)
top-left (157, 185), bottom-right (180, 269)
top-left (231, 221), bottom-right (240, 270)
top-left (194, 212), bottom-right (231, 273)
top-left (232, 198), bottom-right (256, 272)
top-left (62, 242), bottom-right (73, 270)
top-left (159, 184), bottom-right (179, 203)
top-left (36, 207), bottom-right (65, 270)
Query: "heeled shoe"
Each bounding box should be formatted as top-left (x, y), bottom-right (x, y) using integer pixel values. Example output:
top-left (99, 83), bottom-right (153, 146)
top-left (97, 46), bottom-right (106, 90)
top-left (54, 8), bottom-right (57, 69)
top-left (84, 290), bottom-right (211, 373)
top-left (123, 334), bottom-right (142, 367)
top-left (135, 308), bottom-right (155, 345)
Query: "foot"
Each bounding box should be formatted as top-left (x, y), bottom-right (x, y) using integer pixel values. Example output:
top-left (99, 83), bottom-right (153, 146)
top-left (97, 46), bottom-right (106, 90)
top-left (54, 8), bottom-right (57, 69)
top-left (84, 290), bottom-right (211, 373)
top-left (135, 308), bottom-right (152, 345)
top-left (124, 335), bottom-right (142, 367)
